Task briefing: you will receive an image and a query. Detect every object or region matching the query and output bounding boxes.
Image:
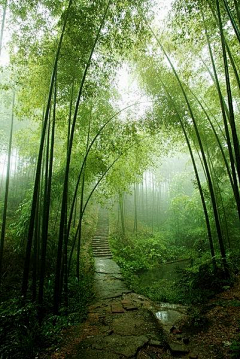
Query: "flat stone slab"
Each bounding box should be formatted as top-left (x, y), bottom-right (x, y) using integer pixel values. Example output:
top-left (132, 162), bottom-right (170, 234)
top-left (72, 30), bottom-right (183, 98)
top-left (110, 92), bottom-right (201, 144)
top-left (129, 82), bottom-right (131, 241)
top-left (111, 309), bottom-right (161, 340)
top-left (94, 259), bottom-right (131, 299)
top-left (73, 348), bottom-right (120, 359)
top-left (77, 334), bottom-right (149, 358)
top-left (111, 304), bottom-right (125, 313)
top-left (121, 300), bottom-right (138, 311)
top-left (93, 277), bottom-right (131, 299)
top-left (94, 258), bottom-right (122, 274)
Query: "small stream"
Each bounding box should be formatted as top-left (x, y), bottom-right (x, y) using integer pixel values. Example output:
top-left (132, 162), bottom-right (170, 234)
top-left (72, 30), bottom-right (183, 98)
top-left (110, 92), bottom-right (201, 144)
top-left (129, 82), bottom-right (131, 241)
top-left (137, 258), bottom-right (191, 282)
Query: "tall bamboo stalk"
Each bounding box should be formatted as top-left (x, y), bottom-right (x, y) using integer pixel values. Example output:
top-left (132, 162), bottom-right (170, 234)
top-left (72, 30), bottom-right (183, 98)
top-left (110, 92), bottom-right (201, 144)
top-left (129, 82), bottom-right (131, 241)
top-left (0, 0), bottom-right (7, 56)
top-left (162, 83), bottom-right (216, 266)
top-left (143, 18), bottom-right (227, 272)
top-left (0, 91), bottom-right (15, 284)
top-left (38, 76), bottom-right (57, 311)
top-left (22, 0), bottom-right (72, 297)
top-left (216, 0), bottom-right (240, 187)
top-left (54, 1), bottom-right (111, 313)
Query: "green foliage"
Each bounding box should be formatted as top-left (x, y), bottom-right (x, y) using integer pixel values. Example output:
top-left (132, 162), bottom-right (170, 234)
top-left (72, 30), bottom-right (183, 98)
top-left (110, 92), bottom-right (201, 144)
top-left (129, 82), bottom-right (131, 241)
top-left (134, 279), bottom-right (182, 303)
top-left (230, 332), bottom-right (240, 358)
top-left (0, 299), bottom-right (41, 359)
top-left (0, 269), bottom-right (94, 358)
top-left (175, 261), bottom-right (233, 304)
top-left (1, 0), bottom-right (240, 354)
top-left (110, 226), bottom-right (236, 305)
top-left (109, 230), bottom-right (183, 273)
top-left (214, 299), bottom-right (240, 307)
top-left (186, 306), bottom-right (209, 329)
top-left (9, 191), bottom-right (32, 243)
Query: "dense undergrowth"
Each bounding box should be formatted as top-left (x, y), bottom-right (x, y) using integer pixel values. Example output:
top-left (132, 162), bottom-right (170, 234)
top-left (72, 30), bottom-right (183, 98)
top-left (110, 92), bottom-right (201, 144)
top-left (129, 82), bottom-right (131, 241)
top-left (109, 229), bottom-right (239, 305)
top-left (0, 272), bottom-right (94, 359)
top-left (0, 213), bottom-right (97, 359)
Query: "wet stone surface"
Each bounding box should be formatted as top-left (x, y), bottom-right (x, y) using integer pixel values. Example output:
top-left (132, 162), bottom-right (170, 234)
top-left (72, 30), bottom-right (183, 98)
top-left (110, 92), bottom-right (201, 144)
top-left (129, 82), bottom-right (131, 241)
top-left (93, 272), bottom-right (131, 300)
top-left (75, 335), bottom-right (149, 358)
top-left (68, 213), bottom-right (189, 358)
top-left (94, 258), bottom-right (122, 274)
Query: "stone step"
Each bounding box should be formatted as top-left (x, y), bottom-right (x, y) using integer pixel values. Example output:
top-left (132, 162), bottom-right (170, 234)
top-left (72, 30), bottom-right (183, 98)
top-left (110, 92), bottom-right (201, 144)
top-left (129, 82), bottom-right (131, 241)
top-left (92, 218), bottom-right (112, 258)
top-left (92, 239), bottom-right (109, 242)
top-left (93, 249), bottom-right (111, 252)
top-left (92, 242), bottom-right (109, 245)
top-left (93, 236), bottom-right (108, 239)
top-left (93, 254), bottom-right (112, 258)
top-left (92, 241), bottom-right (110, 245)
top-left (93, 250), bottom-right (111, 253)
top-left (92, 243), bottom-right (110, 246)
top-left (92, 245), bottom-right (110, 249)
top-left (93, 250), bottom-right (112, 253)
top-left (93, 251), bottom-right (112, 255)
top-left (93, 252), bottom-right (112, 255)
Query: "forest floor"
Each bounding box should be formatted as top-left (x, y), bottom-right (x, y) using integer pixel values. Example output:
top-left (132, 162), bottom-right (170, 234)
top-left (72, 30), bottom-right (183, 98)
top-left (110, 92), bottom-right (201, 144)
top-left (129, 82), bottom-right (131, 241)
top-left (41, 214), bottom-right (240, 358)
top-left (42, 265), bottom-right (240, 359)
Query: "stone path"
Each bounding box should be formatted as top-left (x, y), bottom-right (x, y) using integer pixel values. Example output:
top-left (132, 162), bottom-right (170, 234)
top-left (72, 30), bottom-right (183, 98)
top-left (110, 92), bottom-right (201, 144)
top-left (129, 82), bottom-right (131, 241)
top-left (92, 217), bottom-right (112, 259)
top-left (94, 258), bottom-right (131, 299)
top-left (67, 211), bottom-right (193, 358)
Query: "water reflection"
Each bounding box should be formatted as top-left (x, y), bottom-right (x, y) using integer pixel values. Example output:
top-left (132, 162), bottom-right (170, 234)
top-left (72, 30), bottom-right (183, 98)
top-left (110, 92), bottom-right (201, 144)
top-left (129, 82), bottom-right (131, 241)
top-left (155, 309), bottom-right (182, 324)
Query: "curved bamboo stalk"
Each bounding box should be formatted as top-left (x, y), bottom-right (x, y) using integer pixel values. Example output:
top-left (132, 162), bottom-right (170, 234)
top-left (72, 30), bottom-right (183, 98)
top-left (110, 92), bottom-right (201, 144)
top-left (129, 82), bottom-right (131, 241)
top-left (54, 0), bottom-right (111, 314)
top-left (141, 15), bottom-right (228, 273)
top-left (22, 0), bottom-right (73, 298)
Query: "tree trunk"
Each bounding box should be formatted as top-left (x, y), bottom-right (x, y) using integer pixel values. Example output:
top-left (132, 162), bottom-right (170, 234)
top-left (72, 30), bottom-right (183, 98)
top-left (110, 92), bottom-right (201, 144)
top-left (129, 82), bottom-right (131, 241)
top-left (0, 91), bottom-right (14, 284)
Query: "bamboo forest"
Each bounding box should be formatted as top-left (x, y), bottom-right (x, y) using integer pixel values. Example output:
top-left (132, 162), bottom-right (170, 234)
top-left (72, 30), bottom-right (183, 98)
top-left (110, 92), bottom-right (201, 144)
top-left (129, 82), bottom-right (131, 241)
top-left (1, 0), bottom-right (240, 358)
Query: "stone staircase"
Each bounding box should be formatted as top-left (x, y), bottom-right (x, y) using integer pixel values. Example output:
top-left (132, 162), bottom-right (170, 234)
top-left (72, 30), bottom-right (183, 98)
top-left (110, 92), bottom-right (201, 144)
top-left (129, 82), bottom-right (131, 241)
top-left (92, 211), bottom-right (112, 259)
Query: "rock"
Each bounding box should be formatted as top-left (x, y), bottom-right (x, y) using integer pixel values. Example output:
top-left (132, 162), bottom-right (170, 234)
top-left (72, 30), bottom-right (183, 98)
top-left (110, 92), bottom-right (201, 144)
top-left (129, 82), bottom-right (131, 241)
top-left (111, 304), bottom-right (125, 313)
top-left (168, 342), bottom-right (189, 355)
top-left (111, 310), bottom-right (156, 336)
top-left (91, 334), bottom-right (149, 357)
top-left (121, 299), bottom-right (138, 310)
top-left (75, 348), bottom-right (119, 358)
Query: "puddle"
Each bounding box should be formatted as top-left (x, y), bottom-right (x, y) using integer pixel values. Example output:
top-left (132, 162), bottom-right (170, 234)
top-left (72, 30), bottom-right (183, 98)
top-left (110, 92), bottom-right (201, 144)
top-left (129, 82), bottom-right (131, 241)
top-left (156, 302), bottom-right (186, 313)
top-left (156, 309), bottom-right (183, 324)
top-left (155, 302), bottom-right (187, 328)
